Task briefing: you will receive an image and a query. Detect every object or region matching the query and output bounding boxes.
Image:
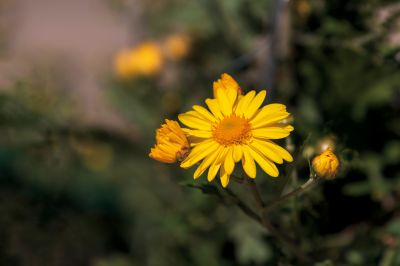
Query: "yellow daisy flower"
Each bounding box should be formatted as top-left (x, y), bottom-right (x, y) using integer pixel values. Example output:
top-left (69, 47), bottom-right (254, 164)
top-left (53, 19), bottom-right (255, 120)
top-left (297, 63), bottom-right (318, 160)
top-left (149, 120), bottom-right (190, 163)
top-left (178, 75), bottom-right (294, 187)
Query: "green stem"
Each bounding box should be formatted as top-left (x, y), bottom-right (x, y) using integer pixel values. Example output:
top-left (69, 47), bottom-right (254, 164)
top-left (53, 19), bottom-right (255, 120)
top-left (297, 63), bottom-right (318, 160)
top-left (379, 248), bottom-right (397, 266)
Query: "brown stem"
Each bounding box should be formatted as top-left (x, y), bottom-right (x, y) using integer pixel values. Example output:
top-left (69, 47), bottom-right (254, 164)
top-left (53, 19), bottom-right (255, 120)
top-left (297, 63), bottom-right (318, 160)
top-left (245, 178), bottom-right (311, 262)
top-left (225, 188), bottom-right (262, 224)
top-left (230, 174), bottom-right (244, 184)
top-left (263, 177), bottom-right (318, 213)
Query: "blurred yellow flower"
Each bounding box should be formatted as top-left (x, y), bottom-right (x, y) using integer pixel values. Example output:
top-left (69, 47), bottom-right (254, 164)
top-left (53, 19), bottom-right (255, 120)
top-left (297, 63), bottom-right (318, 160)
top-left (163, 33), bottom-right (190, 60)
top-left (114, 42), bottom-right (163, 78)
top-left (114, 49), bottom-right (134, 78)
top-left (149, 119), bottom-right (190, 163)
top-left (178, 74), bottom-right (293, 187)
top-left (213, 73), bottom-right (243, 98)
top-left (312, 148), bottom-right (339, 179)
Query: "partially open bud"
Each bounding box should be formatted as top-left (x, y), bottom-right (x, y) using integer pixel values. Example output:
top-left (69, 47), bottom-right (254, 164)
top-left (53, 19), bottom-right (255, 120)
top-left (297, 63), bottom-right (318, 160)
top-left (149, 120), bottom-right (190, 163)
top-left (312, 148), bottom-right (340, 179)
top-left (213, 73), bottom-right (243, 98)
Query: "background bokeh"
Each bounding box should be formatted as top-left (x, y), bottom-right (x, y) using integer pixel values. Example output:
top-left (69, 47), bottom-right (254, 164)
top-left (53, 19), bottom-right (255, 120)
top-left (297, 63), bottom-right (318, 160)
top-left (0, 0), bottom-right (399, 265)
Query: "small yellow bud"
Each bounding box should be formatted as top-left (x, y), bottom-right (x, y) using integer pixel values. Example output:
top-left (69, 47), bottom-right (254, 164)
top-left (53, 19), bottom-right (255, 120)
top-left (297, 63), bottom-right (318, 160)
top-left (312, 148), bottom-right (340, 179)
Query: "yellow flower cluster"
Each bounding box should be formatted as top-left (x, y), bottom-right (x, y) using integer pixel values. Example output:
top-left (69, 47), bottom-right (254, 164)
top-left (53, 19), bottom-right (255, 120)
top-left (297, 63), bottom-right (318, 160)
top-left (114, 33), bottom-right (190, 79)
top-left (150, 74), bottom-right (294, 187)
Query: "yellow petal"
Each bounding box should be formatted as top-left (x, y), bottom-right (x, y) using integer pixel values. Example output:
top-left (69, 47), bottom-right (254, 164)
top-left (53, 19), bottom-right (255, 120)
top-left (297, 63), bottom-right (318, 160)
top-left (248, 146), bottom-right (279, 177)
top-left (216, 89), bottom-right (232, 116)
top-left (262, 141), bottom-right (293, 162)
top-left (192, 105), bottom-right (217, 122)
top-left (205, 99), bottom-right (224, 120)
top-left (208, 162), bottom-right (221, 181)
top-left (257, 103), bottom-right (286, 113)
top-left (233, 145), bottom-right (243, 162)
top-left (193, 146), bottom-right (223, 179)
top-left (252, 125), bottom-right (294, 139)
top-left (223, 148), bottom-right (235, 175)
top-left (225, 88), bottom-right (238, 106)
top-left (251, 140), bottom-right (283, 164)
top-left (220, 167), bottom-right (230, 188)
top-left (182, 128), bottom-right (212, 138)
top-left (235, 90), bottom-right (256, 116)
top-left (215, 147), bottom-right (229, 165)
top-left (207, 147), bottom-right (229, 181)
top-left (251, 105), bottom-right (290, 128)
top-left (178, 113), bottom-right (212, 130)
top-left (242, 146), bottom-right (256, 178)
top-left (180, 140), bottom-right (217, 168)
top-left (243, 90), bottom-right (266, 119)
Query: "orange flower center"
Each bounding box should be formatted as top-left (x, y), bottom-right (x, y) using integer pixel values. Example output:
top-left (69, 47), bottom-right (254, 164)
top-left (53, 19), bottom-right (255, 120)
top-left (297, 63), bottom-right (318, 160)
top-left (212, 115), bottom-right (251, 146)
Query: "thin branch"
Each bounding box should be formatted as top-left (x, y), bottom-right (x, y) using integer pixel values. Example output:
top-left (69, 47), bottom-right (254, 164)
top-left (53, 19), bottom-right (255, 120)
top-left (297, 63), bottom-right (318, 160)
top-left (245, 179), bottom-right (311, 262)
top-left (263, 177), bottom-right (318, 214)
top-left (225, 187), bottom-right (262, 224)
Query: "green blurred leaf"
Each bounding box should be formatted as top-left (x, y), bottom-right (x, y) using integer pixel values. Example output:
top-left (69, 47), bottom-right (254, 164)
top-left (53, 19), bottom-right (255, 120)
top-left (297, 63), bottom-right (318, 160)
top-left (343, 181), bottom-right (372, 196)
top-left (386, 220), bottom-right (400, 238)
top-left (230, 221), bottom-right (271, 265)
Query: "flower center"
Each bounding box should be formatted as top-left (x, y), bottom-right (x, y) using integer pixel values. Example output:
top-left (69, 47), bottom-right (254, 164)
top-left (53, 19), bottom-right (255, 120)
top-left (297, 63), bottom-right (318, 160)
top-left (212, 115), bottom-right (251, 146)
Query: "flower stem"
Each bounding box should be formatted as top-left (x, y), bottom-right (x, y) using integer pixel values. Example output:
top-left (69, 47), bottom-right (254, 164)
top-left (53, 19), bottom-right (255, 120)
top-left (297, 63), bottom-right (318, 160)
top-left (245, 178), bottom-right (311, 262)
top-left (225, 187), bottom-right (262, 224)
top-left (263, 176), bottom-right (318, 213)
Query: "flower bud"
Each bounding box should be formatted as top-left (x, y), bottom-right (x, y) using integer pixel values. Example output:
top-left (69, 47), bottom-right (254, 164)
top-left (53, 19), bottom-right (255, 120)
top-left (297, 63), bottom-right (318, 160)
top-left (213, 73), bottom-right (243, 98)
top-left (312, 148), bottom-right (339, 179)
top-left (149, 120), bottom-right (190, 163)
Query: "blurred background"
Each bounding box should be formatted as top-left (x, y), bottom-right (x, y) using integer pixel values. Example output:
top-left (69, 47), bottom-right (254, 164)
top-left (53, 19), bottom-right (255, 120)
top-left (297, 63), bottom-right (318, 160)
top-left (0, 0), bottom-right (399, 265)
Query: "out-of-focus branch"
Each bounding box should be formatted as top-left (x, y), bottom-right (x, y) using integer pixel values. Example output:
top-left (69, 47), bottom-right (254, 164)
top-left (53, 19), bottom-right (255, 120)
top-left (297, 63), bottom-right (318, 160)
top-left (245, 178), bottom-right (311, 262)
top-left (295, 2), bottom-right (400, 51)
top-left (264, 0), bottom-right (292, 90)
top-left (201, 0), bottom-right (243, 55)
top-left (225, 187), bottom-right (262, 224)
top-left (263, 177), bottom-right (318, 214)
top-left (47, 122), bottom-right (140, 148)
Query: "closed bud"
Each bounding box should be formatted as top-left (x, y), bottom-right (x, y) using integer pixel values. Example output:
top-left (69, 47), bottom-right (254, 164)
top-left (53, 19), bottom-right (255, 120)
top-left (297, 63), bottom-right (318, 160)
top-left (312, 148), bottom-right (340, 179)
